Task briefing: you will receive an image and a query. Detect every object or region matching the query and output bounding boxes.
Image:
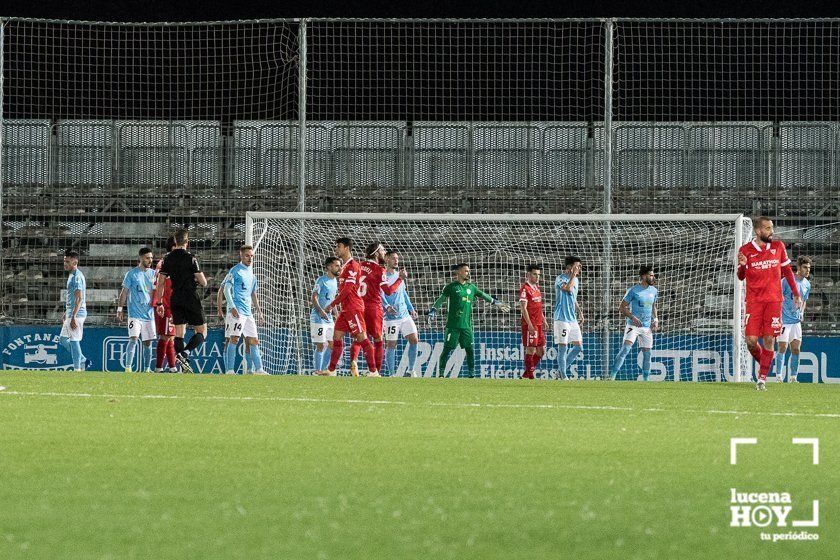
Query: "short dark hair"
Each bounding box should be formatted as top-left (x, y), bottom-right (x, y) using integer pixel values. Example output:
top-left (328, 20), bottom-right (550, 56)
top-left (564, 255), bottom-right (581, 267)
top-left (335, 237), bottom-right (352, 248)
top-left (139, 247), bottom-right (152, 257)
top-left (365, 241), bottom-right (383, 258)
top-left (639, 264), bottom-right (654, 277)
top-left (451, 263), bottom-right (469, 271)
top-left (174, 228), bottom-right (189, 245)
top-left (385, 249), bottom-right (397, 258)
top-left (526, 264), bottom-right (541, 273)
top-left (165, 236), bottom-right (176, 252)
top-left (64, 249), bottom-right (79, 259)
top-left (239, 245), bottom-right (253, 253)
top-left (753, 216), bottom-right (772, 229)
top-left (797, 256), bottom-right (812, 267)
top-left (323, 256), bottom-right (341, 267)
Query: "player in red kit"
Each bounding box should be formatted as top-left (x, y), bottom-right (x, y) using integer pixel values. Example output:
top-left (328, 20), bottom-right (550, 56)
top-left (152, 236), bottom-right (178, 372)
top-left (324, 237), bottom-right (379, 377)
top-left (737, 216), bottom-right (801, 391)
top-left (519, 264), bottom-right (546, 379)
top-left (349, 242), bottom-right (406, 374)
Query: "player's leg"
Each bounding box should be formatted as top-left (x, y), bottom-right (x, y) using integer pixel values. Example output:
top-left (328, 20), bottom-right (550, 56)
top-left (743, 301), bottom-right (765, 382)
top-left (66, 318), bottom-right (86, 371)
top-left (142, 320), bottom-right (156, 372)
top-left (438, 328), bottom-right (460, 378)
top-left (565, 323), bottom-right (583, 378)
top-left (366, 308), bottom-right (385, 373)
top-left (522, 323), bottom-right (536, 379)
top-left (789, 333), bottom-right (802, 383)
top-left (532, 326), bottom-right (546, 376)
top-left (638, 328), bottom-right (653, 381)
top-left (756, 302), bottom-right (781, 388)
top-left (325, 315), bottom-right (348, 375)
top-left (384, 320), bottom-right (399, 376)
top-left (224, 336), bottom-right (240, 374)
top-left (125, 318), bottom-right (141, 372)
top-left (403, 319), bottom-right (419, 377)
top-left (775, 329), bottom-right (790, 382)
top-left (242, 316), bottom-right (265, 374)
top-left (610, 326), bottom-right (637, 380)
top-left (460, 329), bottom-right (476, 378)
top-left (553, 321), bottom-right (569, 379)
top-left (311, 322), bottom-right (327, 374)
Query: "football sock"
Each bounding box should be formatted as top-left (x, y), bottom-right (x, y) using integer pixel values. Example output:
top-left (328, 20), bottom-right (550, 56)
top-left (327, 340), bottom-right (344, 372)
top-left (641, 349), bottom-right (652, 381)
top-left (165, 339), bottom-right (177, 368)
top-left (464, 344), bottom-right (476, 378)
top-left (385, 347), bottom-right (397, 376)
top-left (374, 340), bottom-right (385, 372)
top-left (321, 347), bottom-right (332, 371)
top-left (156, 339), bottom-right (167, 369)
top-left (556, 345), bottom-right (568, 378)
top-left (775, 351), bottom-right (785, 379)
top-left (251, 346), bottom-right (264, 372)
top-left (406, 343), bottom-right (418, 374)
top-left (184, 332), bottom-right (205, 354)
top-left (174, 337), bottom-right (185, 356)
top-left (790, 354), bottom-right (800, 379)
top-left (611, 344), bottom-right (632, 379)
top-left (360, 339), bottom-right (377, 372)
top-left (70, 340), bottom-right (84, 370)
top-left (226, 343), bottom-right (238, 372)
top-left (125, 338), bottom-right (138, 370)
top-left (566, 345), bottom-right (582, 374)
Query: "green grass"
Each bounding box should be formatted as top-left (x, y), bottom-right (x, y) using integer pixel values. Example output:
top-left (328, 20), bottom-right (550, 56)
top-left (0, 372), bottom-right (838, 559)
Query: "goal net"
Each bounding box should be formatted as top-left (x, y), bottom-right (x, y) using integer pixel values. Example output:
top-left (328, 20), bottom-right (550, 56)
top-left (247, 212), bottom-right (752, 381)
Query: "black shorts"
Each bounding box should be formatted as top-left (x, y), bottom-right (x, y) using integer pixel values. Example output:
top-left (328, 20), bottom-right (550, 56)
top-left (170, 292), bottom-right (206, 326)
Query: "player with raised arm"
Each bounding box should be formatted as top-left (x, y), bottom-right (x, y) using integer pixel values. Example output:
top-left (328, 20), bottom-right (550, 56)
top-left (428, 263), bottom-right (510, 378)
top-left (116, 247), bottom-right (157, 372)
top-left (324, 237), bottom-right (379, 377)
top-left (310, 257), bottom-right (340, 375)
top-left (610, 265), bottom-right (659, 381)
top-left (774, 256), bottom-right (812, 383)
top-left (554, 256), bottom-right (585, 380)
top-left (519, 264), bottom-right (546, 380)
top-left (152, 237), bottom-right (178, 372)
top-left (59, 250), bottom-right (90, 371)
top-left (156, 228), bottom-right (208, 373)
top-left (382, 250), bottom-right (420, 377)
top-left (737, 217), bottom-right (802, 391)
top-left (349, 242), bottom-right (406, 375)
top-left (218, 245), bottom-right (266, 375)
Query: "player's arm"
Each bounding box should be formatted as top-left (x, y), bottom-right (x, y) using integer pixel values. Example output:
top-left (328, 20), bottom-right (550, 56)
top-left (252, 291), bottom-right (263, 322)
top-left (519, 290), bottom-right (535, 332)
top-left (222, 276), bottom-right (238, 318)
top-left (652, 302), bottom-right (659, 331)
top-left (576, 302), bottom-right (585, 325)
top-left (380, 272), bottom-right (404, 296)
top-left (404, 290), bottom-right (418, 319)
top-left (312, 288), bottom-right (329, 320)
top-left (737, 249), bottom-right (747, 280)
top-left (216, 285), bottom-right (225, 319)
top-left (427, 284), bottom-right (450, 323)
top-left (116, 286), bottom-right (128, 322)
top-left (476, 287), bottom-right (511, 311)
top-left (560, 273), bottom-right (577, 293)
top-left (619, 297), bottom-right (642, 327)
top-left (326, 278), bottom-right (355, 311)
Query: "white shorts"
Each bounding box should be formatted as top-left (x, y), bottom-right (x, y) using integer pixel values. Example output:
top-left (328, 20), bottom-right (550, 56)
top-left (310, 322), bottom-right (334, 344)
top-left (777, 323), bottom-right (803, 344)
top-left (60, 316), bottom-right (86, 342)
top-left (623, 325), bottom-right (654, 348)
top-left (225, 312), bottom-right (258, 339)
top-left (553, 320), bottom-right (582, 345)
top-left (127, 318), bottom-right (157, 342)
top-left (384, 316), bottom-right (418, 341)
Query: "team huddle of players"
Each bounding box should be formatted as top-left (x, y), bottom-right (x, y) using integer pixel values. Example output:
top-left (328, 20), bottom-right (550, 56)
top-left (57, 217), bottom-right (811, 383)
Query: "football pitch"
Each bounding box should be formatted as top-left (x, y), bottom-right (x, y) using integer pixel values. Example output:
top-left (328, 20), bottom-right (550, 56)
top-left (0, 372), bottom-right (837, 559)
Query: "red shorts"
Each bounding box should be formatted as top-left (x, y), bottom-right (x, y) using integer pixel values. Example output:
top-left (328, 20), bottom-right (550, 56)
top-left (334, 308), bottom-right (367, 337)
top-left (521, 323), bottom-right (546, 348)
top-left (745, 300), bottom-right (782, 338)
top-left (364, 306), bottom-right (384, 338)
top-left (154, 311), bottom-right (175, 337)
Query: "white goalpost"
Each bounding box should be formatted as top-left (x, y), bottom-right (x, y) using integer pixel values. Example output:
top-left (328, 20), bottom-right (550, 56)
top-left (246, 212), bottom-right (752, 381)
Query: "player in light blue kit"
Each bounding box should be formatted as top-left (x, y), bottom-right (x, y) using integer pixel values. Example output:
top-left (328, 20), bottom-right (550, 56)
top-left (311, 257), bottom-right (341, 375)
top-left (775, 256), bottom-right (812, 383)
top-left (59, 249), bottom-right (90, 371)
top-left (554, 256), bottom-right (585, 380)
top-left (610, 265), bottom-right (659, 381)
top-left (117, 247), bottom-right (157, 372)
top-left (219, 245), bottom-right (265, 375)
top-left (382, 250), bottom-right (420, 377)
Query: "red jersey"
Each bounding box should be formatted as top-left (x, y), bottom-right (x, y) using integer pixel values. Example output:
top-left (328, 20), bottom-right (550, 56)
top-left (519, 282), bottom-right (544, 326)
top-left (359, 259), bottom-right (403, 306)
top-left (738, 239), bottom-right (791, 303)
top-left (337, 257), bottom-right (364, 312)
top-left (153, 258), bottom-right (173, 309)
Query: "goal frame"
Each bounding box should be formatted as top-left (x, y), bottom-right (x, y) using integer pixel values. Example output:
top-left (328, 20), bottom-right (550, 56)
top-left (246, 211), bottom-right (749, 381)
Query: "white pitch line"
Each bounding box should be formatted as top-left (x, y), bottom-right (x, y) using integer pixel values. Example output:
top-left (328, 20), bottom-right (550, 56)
top-left (1, 389), bottom-right (839, 419)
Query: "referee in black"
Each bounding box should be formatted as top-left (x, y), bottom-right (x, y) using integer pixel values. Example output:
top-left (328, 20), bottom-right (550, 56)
top-left (156, 228), bottom-right (208, 373)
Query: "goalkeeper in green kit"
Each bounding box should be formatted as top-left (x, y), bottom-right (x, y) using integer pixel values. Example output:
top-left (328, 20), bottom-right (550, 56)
top-left (428, 263), bottom-right (511, 378)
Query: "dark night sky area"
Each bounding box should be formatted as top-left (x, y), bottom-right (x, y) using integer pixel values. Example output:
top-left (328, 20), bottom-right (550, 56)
top-left (2, 0), bottom-right (837, 21)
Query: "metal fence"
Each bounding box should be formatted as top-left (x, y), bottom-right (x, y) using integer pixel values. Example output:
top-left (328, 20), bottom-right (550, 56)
top-left (1, 18), bottom-right (839, 332)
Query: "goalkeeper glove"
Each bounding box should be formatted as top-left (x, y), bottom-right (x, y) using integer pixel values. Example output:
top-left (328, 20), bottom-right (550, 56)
top-left (427, 308), bottom-right (437, 325)
top-left (492, 299), bottom-right (511, 313)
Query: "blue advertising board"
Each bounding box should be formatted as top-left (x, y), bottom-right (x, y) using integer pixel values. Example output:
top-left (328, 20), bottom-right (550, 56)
top-left (1, 326), bottom-right (838, 382)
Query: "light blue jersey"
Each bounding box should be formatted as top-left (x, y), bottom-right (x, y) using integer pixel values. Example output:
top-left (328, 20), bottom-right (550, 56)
top-left (122, 267), bottom-right (156, 321)
top-left (65, 269), bottom-right (87, 319)
top-left (553, 273), bottom-right (579, 323)
top-left (222, 263), bottom-right (258, 317)
top-left (624, 284), bottom-right (658, 328)
top-left (382, 269), bottom-right (414, 320)
top-left (782, 276), bottom-right (811, 325)
top-left (310, 274), bottom-right (338, 324)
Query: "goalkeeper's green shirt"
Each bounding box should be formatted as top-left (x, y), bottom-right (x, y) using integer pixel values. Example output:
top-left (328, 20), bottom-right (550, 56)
top-left (432, 281), bottom-right (494, 330)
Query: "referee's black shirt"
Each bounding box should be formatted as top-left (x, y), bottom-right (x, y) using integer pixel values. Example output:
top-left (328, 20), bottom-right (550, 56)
top-left (160, 248), bottom-right (201, 301)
